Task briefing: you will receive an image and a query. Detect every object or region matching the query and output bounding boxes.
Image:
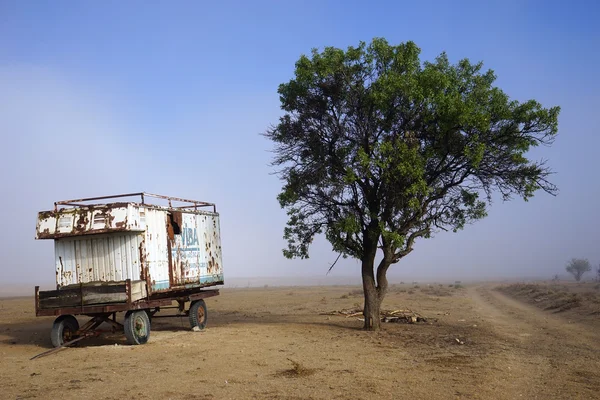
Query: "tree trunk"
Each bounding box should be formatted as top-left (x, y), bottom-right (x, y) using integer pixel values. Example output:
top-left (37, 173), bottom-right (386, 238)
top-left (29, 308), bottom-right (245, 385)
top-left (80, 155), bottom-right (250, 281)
top-left (360, 221), bottom-right (397, 331)
top-left (361, 242), bottom-right (393, 331)
top-left (361, 256), bottom-right (392, 330)
top-left (362, 264), bottom-right (381, 330)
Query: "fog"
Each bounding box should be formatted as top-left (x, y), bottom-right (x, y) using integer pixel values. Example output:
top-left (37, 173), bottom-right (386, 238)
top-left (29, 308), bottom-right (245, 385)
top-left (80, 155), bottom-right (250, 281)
top-left (1, 2), bottom-right (599, 295)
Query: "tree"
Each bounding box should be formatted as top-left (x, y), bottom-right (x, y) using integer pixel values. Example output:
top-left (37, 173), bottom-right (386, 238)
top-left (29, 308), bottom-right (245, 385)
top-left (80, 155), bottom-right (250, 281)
top-left (596, 263), bottom-right (600, 282)
top-left (565, 258), bottom-right (591, 282)
top-left (265, 38), bottom-right (559, 330)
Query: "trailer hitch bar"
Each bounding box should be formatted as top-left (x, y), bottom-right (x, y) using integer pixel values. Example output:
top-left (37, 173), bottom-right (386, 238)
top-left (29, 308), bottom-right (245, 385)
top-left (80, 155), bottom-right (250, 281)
top-left (30, 332), bottom-right (100, 361)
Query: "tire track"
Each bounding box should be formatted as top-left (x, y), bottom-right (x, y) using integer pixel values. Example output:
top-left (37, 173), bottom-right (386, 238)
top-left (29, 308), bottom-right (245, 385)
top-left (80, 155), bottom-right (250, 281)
top-left (469, 285), bottom-right (600, 399)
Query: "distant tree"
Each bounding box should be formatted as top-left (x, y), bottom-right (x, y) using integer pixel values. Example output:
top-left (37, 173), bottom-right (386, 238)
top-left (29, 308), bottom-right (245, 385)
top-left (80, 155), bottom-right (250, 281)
top-left (265, 38), bottom-right (560, 330)
top-left (565, 258), bottom-right (591, 282)
top-left (596, 263), bottom-right (600, 282)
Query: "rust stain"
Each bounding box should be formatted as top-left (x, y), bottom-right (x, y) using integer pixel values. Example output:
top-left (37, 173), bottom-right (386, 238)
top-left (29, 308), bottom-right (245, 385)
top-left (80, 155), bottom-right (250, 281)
top-left (179, 246), bottom-right (185, 281)
top-left (138, 241), bottom-right (147, 280)
top-left (76, 261), bottom-right (82, 283)
top-left (74, 212), bottom-right (89, 233)
top-left (106, 210), bottom-right (115, 229)
top-left (138, 236), bottom-right (152, 295)
top-left (167, 234), bottom-right (174, 287)
top-left (171, 211), bottom-right (182, 228)
top-left (115, 216), bottom-right (128, 229)
top-left (38, 211), bottom-right (55, 219)
top-left (166, 211), bottom-right (182, 240)
top-left (58, 256), bottom-right (64, 284)
top-left (41, 227), bottom-right (131, 239)
top-left (167, 222), bottom-right (175, 240)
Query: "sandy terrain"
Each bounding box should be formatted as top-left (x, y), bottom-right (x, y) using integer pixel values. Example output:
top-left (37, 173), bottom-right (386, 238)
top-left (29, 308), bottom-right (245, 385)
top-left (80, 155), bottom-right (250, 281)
top-left (1, 283), bottom-right (599, 400)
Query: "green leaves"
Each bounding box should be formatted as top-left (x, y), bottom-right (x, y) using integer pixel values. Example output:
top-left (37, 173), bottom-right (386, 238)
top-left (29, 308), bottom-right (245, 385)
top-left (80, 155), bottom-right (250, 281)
top-left (282, 208), bottom-right (321, 259)
top-left (265, 38), bottom-right (559, 266)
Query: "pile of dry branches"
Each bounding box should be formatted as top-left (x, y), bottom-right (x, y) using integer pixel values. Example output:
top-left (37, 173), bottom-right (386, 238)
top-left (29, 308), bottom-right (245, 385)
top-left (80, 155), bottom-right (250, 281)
top-left (320, 308), bottom-right (432, 323)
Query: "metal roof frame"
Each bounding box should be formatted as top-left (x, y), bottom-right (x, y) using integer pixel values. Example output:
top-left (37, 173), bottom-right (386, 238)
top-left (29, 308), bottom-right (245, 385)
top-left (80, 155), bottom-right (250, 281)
top-left (53, 192), bottom-right (216, 213)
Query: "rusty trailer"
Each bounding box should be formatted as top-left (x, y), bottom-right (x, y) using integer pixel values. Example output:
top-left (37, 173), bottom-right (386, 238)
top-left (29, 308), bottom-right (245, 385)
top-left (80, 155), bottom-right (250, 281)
top-left (33, 193), bottom-right (224, 348)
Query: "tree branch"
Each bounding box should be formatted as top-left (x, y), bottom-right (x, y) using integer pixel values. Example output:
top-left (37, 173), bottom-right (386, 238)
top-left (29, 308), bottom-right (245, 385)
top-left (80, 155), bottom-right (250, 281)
top-left (326, 253), bottom-right (343, 275)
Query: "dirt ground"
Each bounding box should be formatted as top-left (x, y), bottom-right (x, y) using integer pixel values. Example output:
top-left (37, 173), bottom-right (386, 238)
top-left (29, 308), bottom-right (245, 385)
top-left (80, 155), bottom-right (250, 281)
top-left (1, 283), bottom-right (600, 400)
top-left (497, 281), bottom-right (600, 317)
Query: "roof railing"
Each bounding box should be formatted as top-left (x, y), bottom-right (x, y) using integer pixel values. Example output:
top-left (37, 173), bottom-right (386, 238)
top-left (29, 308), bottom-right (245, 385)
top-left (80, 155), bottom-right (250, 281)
top-left (53, 192), bottom-right (217, 213)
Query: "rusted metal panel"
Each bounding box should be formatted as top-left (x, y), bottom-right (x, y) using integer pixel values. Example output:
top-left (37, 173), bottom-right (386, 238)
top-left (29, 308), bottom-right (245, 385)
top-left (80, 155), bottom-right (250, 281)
top-left (37, 193), bottom-right (224, 297)
top-left (36, 204), bottom-right (144, 239)
top-left (171, 212), bottom-right (201, 285)
top-left (143, 208), bottom-right (170, 292)
top-left (169, 212), bottom-right (224, 288)
top-left (34, 285), bottom-right (220, 317)
top-left (37, 280), bottom-right (147, 309)
top-left (55, 233), bottom-right (143, 286)
top-left (34, 297), bottom-right (176, 317)
top-left (205, 213), bottom-right (223, 282)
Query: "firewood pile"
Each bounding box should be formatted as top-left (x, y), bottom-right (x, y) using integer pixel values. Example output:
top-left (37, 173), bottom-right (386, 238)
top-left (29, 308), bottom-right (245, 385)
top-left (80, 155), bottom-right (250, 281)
top-left (320, 308), bottom-right (433, 323)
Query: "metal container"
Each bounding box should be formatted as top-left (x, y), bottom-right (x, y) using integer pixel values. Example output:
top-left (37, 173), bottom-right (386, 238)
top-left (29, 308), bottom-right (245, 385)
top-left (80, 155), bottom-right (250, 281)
top-left (35, 193), bottom-right (224, 294)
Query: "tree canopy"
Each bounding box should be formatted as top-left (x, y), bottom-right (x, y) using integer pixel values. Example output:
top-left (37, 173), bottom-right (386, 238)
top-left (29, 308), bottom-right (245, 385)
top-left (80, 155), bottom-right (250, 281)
top-left (265, 38), bottom-right (559, 330)
top-left (566, 258), bottom-right (591, 282)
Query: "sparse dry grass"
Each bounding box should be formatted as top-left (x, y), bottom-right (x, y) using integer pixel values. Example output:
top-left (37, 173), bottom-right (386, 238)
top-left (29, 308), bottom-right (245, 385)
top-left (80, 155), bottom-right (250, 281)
top-left (498, 282), bottom-right (600, 313)
top-left (420, 286), bottom-right (453, 297)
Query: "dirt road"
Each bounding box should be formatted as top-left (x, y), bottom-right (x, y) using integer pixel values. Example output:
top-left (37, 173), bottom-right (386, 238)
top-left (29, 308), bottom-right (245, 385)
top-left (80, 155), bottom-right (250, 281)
top-left (1, 284), bottom-right (599, 399)
top-left (468, 285), bottom-right (600, 399)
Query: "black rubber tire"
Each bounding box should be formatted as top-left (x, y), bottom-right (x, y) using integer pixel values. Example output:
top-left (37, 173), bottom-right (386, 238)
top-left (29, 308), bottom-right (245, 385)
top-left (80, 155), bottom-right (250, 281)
top-left (50, 315), bottom-right (79, 348)
top-left (189, 300), bottom-right (208, 330)
top-left (124, 310), bottom-right (151, 345)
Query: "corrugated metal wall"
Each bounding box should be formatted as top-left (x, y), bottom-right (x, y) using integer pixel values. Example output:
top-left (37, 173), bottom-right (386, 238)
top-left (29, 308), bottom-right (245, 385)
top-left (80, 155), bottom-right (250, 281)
top-left (55, 233), bottom-right (142, 287)
top-left (52, 206), bottom-right (223, 291)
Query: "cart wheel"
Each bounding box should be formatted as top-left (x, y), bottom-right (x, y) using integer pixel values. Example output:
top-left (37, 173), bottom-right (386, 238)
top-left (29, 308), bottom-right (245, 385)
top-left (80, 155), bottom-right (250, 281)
top-left (124, 310), bottom-right (151, 345)
top-left (189, 300), bottom-right (207, 330)
top-left (50, 315), bottom-right (80, 348)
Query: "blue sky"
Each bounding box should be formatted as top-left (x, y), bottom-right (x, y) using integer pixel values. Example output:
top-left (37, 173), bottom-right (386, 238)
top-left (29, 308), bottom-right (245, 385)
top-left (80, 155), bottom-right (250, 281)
top-left (1, 0), bottom-right (599, 286)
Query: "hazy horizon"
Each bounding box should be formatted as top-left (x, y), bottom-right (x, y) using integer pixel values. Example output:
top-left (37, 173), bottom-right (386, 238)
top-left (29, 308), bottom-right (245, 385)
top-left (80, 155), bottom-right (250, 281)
top-left (1, 273), bottom-right (588, 298)
top-left (1, 1), bottom-right (599, 295)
